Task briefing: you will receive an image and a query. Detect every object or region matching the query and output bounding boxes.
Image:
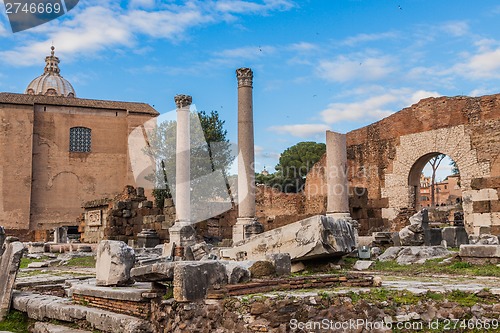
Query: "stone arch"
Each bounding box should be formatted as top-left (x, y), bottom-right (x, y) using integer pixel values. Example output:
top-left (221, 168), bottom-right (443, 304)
top-left (381, 124), bottom-right (490, 232)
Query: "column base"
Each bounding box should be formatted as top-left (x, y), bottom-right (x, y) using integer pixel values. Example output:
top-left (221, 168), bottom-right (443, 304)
top-left (233, 218), bottom-right (263, 244)
top-left (168, 222), bottom-right (196, 248)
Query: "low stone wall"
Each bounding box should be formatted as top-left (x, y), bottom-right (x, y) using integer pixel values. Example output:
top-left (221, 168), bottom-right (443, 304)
top-left (73, 294), bottom-right (151, 319)
top-left (151, 290), bottom-right (500, 333)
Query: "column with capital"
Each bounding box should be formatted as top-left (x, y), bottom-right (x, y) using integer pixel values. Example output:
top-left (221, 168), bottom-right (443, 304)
top-left (168, 94), bottom-right (196, 251)
top-left (233, 68), bottom-right (263, 243)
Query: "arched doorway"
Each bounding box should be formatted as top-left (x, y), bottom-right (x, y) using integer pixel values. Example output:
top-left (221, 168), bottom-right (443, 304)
top-left (408, 152), bottom-right (462, 224)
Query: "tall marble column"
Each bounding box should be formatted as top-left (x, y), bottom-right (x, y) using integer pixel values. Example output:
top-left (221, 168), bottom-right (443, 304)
top-left (169, 94), bottom-right (195, 249)
top-left (233, 68), bottom-right (263, 243)
top-left (326, 131), bottom-right (350, 218)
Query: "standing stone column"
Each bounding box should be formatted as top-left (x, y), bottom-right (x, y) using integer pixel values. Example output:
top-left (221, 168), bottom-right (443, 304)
top-left (169, 95), bottom-right (195, 250)
top-left (326, 131), bottom-right (358, 245)
top-left (326, 131), bottom-right (351, 218)
top-left (233, 68), bottom-right (263, 243)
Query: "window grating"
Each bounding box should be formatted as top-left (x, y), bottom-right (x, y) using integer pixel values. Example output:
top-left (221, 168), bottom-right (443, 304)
top-left (69, 127), bottom-right (91, 152)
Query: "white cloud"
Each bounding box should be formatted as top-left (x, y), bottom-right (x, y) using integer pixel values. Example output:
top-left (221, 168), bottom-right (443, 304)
top-left (440, 21), bottom-right (469, 37)
top-left (288, 42), bottom-right (317, 52)
top-left (456, 48), bottom-right (500, 79)
top-left (268, 124), bottom-right (330, 138)
top-left (0, 1), bottom-right (292, 66)
top-left (316, 54), bottom-right (396, 82)
top-left (128, 0), bottom-right (156, 9)
top-left (469, 87), bottom-right (497, 97)
top-left (214, 0), bottom-right (294, 14)
top-left (342, 32), bottom-right (399, 46)
top-left (320, 88), bottom-right (441, 124)
top-left (215, 45), bottom-right (276, 59)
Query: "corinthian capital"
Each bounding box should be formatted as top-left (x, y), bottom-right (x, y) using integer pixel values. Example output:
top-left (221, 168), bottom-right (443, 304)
top-left (236, 68), bottom-right (253, 87)
top-left (174, 95), bottom-right (193, 109)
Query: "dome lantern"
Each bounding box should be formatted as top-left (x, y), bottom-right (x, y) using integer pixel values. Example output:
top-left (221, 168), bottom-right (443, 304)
top-left (25, 46), bottom-right (76, 98)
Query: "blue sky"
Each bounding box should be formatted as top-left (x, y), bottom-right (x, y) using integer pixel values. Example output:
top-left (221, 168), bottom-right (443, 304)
top-left (1, 0), bottom-right (500, 180)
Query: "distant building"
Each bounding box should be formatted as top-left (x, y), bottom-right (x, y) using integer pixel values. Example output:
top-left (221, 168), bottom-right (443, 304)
top-left (419, 173), bottom-right (461, 207)
top-left (0, 47), bottom-right (158, 240)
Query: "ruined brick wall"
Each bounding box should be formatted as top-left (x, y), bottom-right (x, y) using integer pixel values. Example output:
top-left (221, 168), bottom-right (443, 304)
top-left (82, 186), bottom-right (161, 243)
top-left (0, 103), bottom-right (34, 233)
top-left (304, 94), bottom-right (500, 235)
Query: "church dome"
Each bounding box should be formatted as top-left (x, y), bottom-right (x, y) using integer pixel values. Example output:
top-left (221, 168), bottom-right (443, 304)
top-left (25, 46), bottom-right (76, 98)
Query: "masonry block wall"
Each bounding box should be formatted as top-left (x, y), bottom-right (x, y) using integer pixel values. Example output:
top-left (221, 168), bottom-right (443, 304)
top-left (305, 94), bottom-right (500, 236)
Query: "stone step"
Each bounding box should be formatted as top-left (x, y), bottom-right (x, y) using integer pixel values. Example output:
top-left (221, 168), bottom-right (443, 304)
top-left (11, 291), bottom-right (153, 333)
top-left (32, 322), bottom-right (92, 333)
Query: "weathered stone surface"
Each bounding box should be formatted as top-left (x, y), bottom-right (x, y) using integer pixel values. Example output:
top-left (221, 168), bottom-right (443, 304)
top-left (378, 247), bottom-right (403, 261)
top-left (96, 240), bottom-right (135, 286)
top-left (460, 244), bottom-right (500, 263)
top-left (291, 261), bottom-right (305, 273)
top-left (27, 242), bottom-right (46, 254)
top-left (442, 227), bottom-right (469, 248)
top-left (219, 261), bottom-right (251, 284)
top-left (136, 229), bottom-right (160, 248)
top-left (71, 280), bottom-right (155, 302)
top-left (0, 241), bottom-right (25, 320)
top-left (130, 261), bottom-right (175, 282)
top-left (222, 215), bottom-right (356, 261)
top-left (27, 261), bottom-right (49, 268)
top-left (395, 246), bottom-right (451, 265)
top-left (265, 253), bottom-right (291, 276)
top-left (248, 261), bottom-right (276, 278)
top-left (173, 261), bottom-right (227, 302)
top-left (0, 227), bottom-right (5, 256)
top-left (12, 291), bottom-right (153, 333)
top-left (353, 260), bottom-right (374, 271)
top-left (378, 246), bottom-right (451, 265)
top-left (471, 234), bottom-right (500, 245)
top-left (32, 322), bottom-right (92, 333)
top-left (399, 211), bottom-right (425, 246)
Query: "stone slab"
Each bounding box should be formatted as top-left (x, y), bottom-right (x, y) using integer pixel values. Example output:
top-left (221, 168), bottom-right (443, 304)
top-left (70, 280), bottom-right (154, 302)
top-left (130, 261), bottom-right (175, 282)
top-left (442, 227), bottom-right (469, 248)
top-left (460, 244), bottom-right (500, 258)
top-left (353, 260), bottom-right (374, 271)
top-left (32, 322), bottom-right (92, 333)
top-left (0, 241), bottom-right (25, 320)
top-left (11, 291), bottom-right (153, 333)
top-left (221, 215), bottom-right (356, 261)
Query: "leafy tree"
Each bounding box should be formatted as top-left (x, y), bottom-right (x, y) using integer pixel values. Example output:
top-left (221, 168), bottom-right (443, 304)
top-left (145, 110), bottom-right (234, 207)
top-left (273, 141), bottom-right (326, 193)
top-left (450, 159), bottom-right (460, 175)
top-left (428, 154), bottom-right (445, 206)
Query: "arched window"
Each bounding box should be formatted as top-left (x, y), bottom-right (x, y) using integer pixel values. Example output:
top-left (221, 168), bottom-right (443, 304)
top-left (69, 127), bottom-right (91, 152)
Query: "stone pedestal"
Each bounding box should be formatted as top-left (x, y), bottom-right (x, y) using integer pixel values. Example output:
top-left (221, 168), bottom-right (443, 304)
top-left (136, 229), bottom-right (160, 248)
top-left (95, 240), bottom-right (135, 286)
top-left (168, 223), bottom-right (196, 249)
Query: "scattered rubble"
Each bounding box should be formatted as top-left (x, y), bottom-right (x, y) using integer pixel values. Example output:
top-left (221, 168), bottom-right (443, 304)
top-left (378, 246), bottom-right (451, 265)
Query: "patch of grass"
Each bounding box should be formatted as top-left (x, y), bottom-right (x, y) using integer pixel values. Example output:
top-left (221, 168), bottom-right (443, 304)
top-left (372, 258), bottom-right (500, 277)
top-left (0, 310), bottom-right (30, 332)
top-left (19, 256), bottom-right (49, 269)
top-left (65, 256), bottom-right (96, 267)
top-left (447, 289), bottom-right (482, 307)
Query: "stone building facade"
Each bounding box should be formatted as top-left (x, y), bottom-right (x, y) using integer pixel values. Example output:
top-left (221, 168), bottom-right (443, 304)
top-left (0, 48), bottom-right (158, 240)
top-left (305, 94), bottom-right (500, 236)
